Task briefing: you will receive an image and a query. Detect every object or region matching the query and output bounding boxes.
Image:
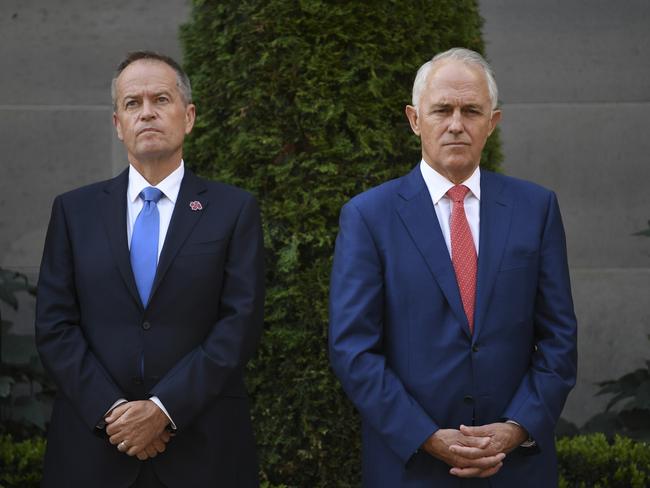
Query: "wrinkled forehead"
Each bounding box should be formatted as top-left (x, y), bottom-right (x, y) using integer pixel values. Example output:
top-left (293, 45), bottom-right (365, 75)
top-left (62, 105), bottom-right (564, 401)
top-left (424, 60), bottom-right (490, 105)
top-left (115, 60), bottom-right (179, 97)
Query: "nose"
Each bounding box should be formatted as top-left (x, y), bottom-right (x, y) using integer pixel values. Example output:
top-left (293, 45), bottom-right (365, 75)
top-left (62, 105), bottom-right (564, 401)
top-left (139, 99), bottom-right (157, 121)
top-left (448, 109), bottom-right (464, 134)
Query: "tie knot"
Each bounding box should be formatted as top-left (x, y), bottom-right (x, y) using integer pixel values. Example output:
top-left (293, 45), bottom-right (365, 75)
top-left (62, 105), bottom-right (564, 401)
top-left (447, 185), bottom-right (470, 203)
top-left (140, 187), bottom-right (163, 204)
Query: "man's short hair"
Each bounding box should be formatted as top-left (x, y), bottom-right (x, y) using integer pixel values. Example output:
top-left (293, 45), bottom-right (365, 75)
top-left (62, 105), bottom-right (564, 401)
top-left (111, 51), bottom-right (192, 110)
top-left (411, 47), bottom-right (499, 110)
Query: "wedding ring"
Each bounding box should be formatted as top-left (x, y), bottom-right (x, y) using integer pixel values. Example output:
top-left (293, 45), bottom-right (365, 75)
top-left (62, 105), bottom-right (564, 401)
top-left (118, 441), bottom-right (127, 452)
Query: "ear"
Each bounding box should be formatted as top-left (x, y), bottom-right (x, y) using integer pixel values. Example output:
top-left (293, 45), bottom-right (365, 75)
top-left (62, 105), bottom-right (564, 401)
top-left (112, 112), bottom-right (124, 141)
top-left (405, 105), bottom-right (421, 136)
top-left (487, 109), bottom-right (501, 136)
top-left (184, 103), bottom-right (196, 135)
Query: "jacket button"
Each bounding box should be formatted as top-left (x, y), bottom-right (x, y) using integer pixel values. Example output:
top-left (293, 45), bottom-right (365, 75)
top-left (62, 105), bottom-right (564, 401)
top-left (142, 321), bottom-right (151, 330)
top-left (472, 344), bottom-right (479, 353)
top-left (463, 395), bottom-right (474, 404)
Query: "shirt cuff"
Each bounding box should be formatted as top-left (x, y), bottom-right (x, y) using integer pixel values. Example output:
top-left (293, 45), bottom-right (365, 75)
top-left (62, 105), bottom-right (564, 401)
top-left (149, 396), bottom-right (177, 430)
top-left (505, 420), bottom-right (536, 448)
top-left (96, 398), bottom-right (128, 429)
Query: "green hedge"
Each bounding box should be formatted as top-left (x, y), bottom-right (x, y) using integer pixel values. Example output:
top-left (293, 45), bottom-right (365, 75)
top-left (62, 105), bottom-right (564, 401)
top-left (558, 434), bottom-right (650, 488)
top-left (181, 1), bottom-right (500, 485)
top-left (0, 435), bottom-right (45, 488)
top-left (3, 434), bottom-right (648, 487)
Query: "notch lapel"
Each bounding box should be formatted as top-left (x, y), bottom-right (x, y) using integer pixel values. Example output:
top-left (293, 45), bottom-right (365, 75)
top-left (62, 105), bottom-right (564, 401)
top-left (473, 171), bottom-right (513, 339)
top-left (396, 167), bottom-right (470, 337)
top-left (99, 169), bottom-right (142, 308)
top-left (149, 170), bottom-right (208, 302)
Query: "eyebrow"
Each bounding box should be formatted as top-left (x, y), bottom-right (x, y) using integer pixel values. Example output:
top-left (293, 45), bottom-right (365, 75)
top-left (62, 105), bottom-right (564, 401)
top-left (429, 102), bottom-right (484, 110)
top-left (121, 89), bottom-right (174, 100)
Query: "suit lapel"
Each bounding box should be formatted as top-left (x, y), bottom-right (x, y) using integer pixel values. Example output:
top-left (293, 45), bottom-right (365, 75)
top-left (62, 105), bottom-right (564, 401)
top-left (149, 170), bottom-right (208, 302)
top-left (99, 169), bottom-right (142, 308)
top-left (396, 166), bottom-right (470, 337)
top-left (473, 171), bottom-right (513, 339)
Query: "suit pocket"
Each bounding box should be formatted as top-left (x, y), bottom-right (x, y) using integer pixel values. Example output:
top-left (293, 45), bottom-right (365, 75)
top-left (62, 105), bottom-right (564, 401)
top-left (499, 250), bottom-right (538, 271)
top-left (178, 237), bottom-right (227, 256)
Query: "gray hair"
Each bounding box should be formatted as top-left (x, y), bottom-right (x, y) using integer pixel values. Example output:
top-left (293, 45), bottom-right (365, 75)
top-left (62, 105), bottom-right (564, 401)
top-left (111, 51), bottom-right (192, 111)
top-left (411, 47), bottom-right (498, 110)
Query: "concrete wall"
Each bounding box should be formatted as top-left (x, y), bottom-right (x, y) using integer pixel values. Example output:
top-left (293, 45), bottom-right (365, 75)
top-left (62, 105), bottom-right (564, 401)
top-left (2, 0), bottom-right (648, 428)
top-left (479, 0), bottom-right (650, 425)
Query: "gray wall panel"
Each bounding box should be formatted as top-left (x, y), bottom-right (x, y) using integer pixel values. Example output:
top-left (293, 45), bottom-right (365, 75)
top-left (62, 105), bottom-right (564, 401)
top-left (563, 268), bottom-right (650, 423)
top-left (480, 0), bottom-right (650, 103)
top-left (498, 103), bottom-right (650, 268)
top-left (0, 108), bottom-right (113, 271)
top-left (0, 0), bottom-right (191, 105)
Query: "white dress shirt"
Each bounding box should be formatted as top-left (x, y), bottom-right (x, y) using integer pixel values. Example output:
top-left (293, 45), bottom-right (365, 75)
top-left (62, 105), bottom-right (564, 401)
top-left (127, 161), bottom-right (184, 259)
top-left (106, 161), bottom-right (186, 430)
top-left (419, 160), bottom-right (480, 256)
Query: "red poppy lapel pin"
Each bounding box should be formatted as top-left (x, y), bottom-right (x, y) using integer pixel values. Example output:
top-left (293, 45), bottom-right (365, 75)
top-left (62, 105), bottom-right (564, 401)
top-left (189, 200), bottom-right (203, 211)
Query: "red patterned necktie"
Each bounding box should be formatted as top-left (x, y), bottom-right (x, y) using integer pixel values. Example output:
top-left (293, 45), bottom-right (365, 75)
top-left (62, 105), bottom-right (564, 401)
top-left (447, 185), bottom-right (477, 333)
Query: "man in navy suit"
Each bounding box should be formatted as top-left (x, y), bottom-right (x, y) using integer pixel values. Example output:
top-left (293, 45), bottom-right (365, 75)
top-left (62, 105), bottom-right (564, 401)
top-left (35, 51), bottom-right (264, 487)
top-left (329, 48), bottom-right (577, 486)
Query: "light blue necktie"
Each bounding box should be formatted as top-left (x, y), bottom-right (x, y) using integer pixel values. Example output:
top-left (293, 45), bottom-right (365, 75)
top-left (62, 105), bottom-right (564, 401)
top-left (130, 187), bottom-right (163, 306)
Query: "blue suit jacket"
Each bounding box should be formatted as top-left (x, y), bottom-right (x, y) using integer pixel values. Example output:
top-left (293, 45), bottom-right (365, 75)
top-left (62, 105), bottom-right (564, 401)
top-left (35, 168), bottom-right (264, 487)
top-left (329, 166), bottom-right (577, 487)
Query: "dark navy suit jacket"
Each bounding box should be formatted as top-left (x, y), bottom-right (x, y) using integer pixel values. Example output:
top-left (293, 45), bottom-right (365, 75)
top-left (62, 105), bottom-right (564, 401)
top-left (329, 166), bottom-right (577, 487)
top-left (36, 168), bottom-right (264, 487)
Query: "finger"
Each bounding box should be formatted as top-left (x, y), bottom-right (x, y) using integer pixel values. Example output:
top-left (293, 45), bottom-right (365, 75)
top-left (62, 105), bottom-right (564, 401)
top-left (159, 431), bottom-right (171, 443)
top-left (456, 434), bottom-right (491, 449)
top-left (450, 444), bottom-right (493, 459)
top-left (136, 451), bottom-right (148, 461)
top-left (152, 439), bottom-right (166, 453)
top-left (126, 445), bottom-right (141, 457)
top-left (454, 452), bottom-right (505, 470)
top-left (108, 434), bottom-right (124, 446)
top-left (145, 445), bottom-right (158, 458)
top-left (460, 423), bottom-right (493, 437)
top-left (106, 423), bottom-right (123, 437)
top-left (478, 462), bottom-right (503, 478)
top-left (451, 461), bottom-right (503, 478)
top-left (105, 403), bottom-right (130, 424)
top-left (450, 466), bottom-right (486, 478)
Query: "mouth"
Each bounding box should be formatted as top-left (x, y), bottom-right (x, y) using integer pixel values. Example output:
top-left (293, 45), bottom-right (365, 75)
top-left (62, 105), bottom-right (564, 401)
top-left (443, 142), bottom-right (470, 148)
top-left (137, 127), bottom-right (162, 136)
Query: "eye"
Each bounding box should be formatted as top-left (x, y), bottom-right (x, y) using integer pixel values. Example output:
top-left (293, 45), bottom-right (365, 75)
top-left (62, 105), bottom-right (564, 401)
top-left (432, 107), bottom-right (451, 115)
top-left (124, 100), bottom-right (138, 109)
top-left (464, 107), bottom-right (482, 115)
top-left (157, 96), bottom-right (170, 103)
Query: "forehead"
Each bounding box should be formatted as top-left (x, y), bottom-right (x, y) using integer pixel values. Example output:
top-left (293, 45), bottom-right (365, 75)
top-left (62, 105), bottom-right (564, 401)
top-left (423, 60), bottom-right (490, 104)
top-left (115, 60), bottom-right (178, 97)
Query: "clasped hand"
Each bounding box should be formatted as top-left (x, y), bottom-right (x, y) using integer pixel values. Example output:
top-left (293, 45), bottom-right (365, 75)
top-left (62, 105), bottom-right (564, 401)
top-left (105, 400), bottom-right (172, 461)
top-left (421, 422), bottom-right (527, 478)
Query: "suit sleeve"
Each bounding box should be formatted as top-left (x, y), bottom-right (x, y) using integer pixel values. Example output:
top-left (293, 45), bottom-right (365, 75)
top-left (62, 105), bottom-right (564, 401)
top-left (502, 191), bottom-right (578, 449)
top-left (149, 194), bottom-right (264, 429)
top-left (35, 196), bottom-right (125, 431)
top-left (329, 201), bottom-right (438, 464)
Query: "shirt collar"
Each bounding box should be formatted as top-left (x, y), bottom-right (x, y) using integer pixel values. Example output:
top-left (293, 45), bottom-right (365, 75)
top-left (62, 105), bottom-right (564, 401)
top-left (127, 160), bottom-right (185, 204)
top-left (419, 160), bottom-right (481, 204)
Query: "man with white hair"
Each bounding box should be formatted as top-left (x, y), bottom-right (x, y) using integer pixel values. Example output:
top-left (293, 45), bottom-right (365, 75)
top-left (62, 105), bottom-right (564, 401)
top-left (329, 47), bottom-right (577, 487)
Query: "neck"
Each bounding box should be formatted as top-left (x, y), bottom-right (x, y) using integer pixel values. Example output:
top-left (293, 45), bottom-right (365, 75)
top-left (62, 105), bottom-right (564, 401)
top-left (129, 154), bottom-right (181, 185)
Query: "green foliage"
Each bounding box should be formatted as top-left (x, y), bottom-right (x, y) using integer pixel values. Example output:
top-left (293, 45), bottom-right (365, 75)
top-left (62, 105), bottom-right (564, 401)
top-left (0, 268), bottom-right (53, 439)
top-left (0, 435), bottom-right (45, 487)
top-left (181, 0), bottom-right (501, 485)
top-left (557, 434), bottom-right (650, 488)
